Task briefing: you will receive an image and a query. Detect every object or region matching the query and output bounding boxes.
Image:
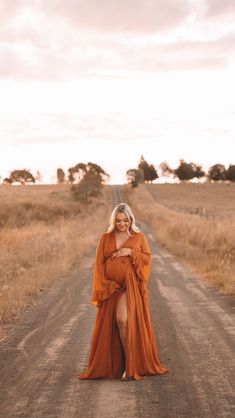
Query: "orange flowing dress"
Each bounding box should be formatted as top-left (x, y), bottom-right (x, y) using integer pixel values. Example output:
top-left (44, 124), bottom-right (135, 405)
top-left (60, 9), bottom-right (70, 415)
top-left (79, 230), bottom-right (170, 381)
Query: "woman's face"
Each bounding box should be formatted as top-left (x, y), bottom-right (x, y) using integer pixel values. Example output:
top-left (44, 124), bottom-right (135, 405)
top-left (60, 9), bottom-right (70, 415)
top-left (115, 212), bottom-right (131, 233)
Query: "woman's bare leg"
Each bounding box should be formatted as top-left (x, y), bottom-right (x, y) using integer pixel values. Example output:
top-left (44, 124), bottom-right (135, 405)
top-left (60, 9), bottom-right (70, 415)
top-left (116, 291), bottom-right (128, 354)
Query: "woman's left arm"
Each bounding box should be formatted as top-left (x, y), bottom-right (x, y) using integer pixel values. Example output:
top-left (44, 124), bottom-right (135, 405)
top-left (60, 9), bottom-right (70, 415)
top-left (129, 233), bottom-right (151, 284)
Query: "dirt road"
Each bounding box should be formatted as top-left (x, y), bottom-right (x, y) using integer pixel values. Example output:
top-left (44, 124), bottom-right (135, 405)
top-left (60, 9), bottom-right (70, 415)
top-left (0, 187), bottom-right (234, 418)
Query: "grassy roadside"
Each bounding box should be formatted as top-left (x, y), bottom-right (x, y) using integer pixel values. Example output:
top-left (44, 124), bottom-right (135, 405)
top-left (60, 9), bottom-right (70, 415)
top-left (0, 184), bottom-right (113, 326)
top-left (124, 183), bottom-right (235, 296)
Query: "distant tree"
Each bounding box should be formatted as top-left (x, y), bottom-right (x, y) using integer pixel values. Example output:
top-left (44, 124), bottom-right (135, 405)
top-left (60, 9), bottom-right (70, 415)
top-left (87, 162), bottom-right (110, 184)
top-left (138, 155), bottom-right (158, 182)
top-left (72, 163), bottom-right (87, 182)
top-left (71, 162), bottom-right (109, 202)
top-left (192, 163), bottom-right (205, 179)
top-left (208, 164), bottom-right (227, 181)
top-left (35, 170), bottom-right (43, 183)
top-left (67, 162), bottom-right (109, 185)
top-left (126, 168), bottom-right (144, 188)
top-left (3, 177), bottom-right (12, 185)
top-left (158, 161), bottom-right (175, 178)
top-left (57, 168), bottom-right (65, 184)
top-left (148, 164), bottom-right (158, 182)
top-left (68, 167), bottom-right (76, 183)
top-left (174, 160), bottom-right (192, 180)
top-left (9, 169), bottom-right (35, 184)
top-left (226, 164), bottom-right (235, 181)
top-left (71, 171), bottom-right (102, 201)
top-left (174, 160), bottom-right (205, 181)
top-left (138, 156), bottom-right (149, 181)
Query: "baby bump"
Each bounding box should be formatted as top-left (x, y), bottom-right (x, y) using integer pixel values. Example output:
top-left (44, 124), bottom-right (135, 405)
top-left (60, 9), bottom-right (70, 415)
top-left (105, 257), bottom-right (130, 286)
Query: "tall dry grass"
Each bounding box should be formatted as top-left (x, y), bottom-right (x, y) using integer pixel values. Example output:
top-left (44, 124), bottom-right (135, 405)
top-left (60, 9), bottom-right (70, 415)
top-left (0, 184), bottom-right (113, 325)
top-left (124, 184), bottom-right (235, 295)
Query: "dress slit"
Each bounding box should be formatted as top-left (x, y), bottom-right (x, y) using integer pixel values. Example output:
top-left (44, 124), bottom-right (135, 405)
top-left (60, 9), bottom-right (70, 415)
top-left (114, 285), bottom-right (127, 374)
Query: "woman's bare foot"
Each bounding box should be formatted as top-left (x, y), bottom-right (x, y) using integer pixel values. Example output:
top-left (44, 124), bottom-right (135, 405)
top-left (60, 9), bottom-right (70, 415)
top-left (121, 370), bottom-right (133, 381)
top-left (121, 370), bottom-right (128, 380)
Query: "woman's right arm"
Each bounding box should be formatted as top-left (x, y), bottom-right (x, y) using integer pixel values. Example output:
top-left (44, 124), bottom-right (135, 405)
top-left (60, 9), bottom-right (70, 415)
top-left (90, 234), bottom-right (121, 307)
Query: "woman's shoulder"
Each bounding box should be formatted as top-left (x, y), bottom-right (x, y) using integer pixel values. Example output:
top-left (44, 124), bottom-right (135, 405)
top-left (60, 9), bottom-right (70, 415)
top-left (132, 230), bottom-right (145, 236)
top-left (99, 231), bottom-right (113, 241)
top-left (130, 230), bottom-right (146, 240)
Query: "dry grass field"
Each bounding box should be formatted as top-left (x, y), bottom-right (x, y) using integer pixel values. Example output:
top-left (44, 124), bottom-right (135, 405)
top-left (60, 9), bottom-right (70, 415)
top-left (124, 182), bottom-right (235, 296)
top-left (145, 182), bottom-right (235, 219)
top-left (0, 184), bottom-right (113, 325)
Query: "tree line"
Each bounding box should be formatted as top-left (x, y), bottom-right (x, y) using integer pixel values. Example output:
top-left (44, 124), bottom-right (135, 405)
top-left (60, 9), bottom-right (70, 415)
top-left (0, 157), bottom-right (234, 193)
top-left (126, 156), bottom-right (235, 187)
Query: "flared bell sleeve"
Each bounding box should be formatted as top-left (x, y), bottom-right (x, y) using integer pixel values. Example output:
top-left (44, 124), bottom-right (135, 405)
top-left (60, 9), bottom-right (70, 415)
top-left (90, 233), bottom-right (121, 307)
top-left (130, 232), bottom-right (151, 299)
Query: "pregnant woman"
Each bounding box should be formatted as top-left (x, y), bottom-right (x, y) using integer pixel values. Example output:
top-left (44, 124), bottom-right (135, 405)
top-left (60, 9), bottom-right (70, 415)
top-left (79, 202), bottom-right (170, 381)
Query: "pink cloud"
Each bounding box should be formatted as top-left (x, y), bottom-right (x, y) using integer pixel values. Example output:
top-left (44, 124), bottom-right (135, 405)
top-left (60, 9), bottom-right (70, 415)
top-left (40, 0), bottom-right (191, 33)
top-left (204, 0), bottom-right (235, 18)
top-left (0, 1), bottom-right (235, 80)
top-left (0, 47), bottom-right (24, 78)
top-left (1, 1), bottom-right (235, 36)
top-left (0, 32), bottom-right (234, 80)
top-left (0, 25), bottom-right (48, 49)
top-left (0, 0), bottom-right (28, 20)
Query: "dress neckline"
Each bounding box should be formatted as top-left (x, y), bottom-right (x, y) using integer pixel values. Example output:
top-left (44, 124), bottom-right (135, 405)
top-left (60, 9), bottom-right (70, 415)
top-left (113, 232), bottom-right (133, 250)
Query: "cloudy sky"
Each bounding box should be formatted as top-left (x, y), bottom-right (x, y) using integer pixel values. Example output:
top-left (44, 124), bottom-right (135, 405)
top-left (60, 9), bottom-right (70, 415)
top-left (0, 0), bottom-right (234, 184)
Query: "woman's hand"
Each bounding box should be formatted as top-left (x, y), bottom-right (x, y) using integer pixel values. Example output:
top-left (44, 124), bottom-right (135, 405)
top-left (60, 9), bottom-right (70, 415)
top-left (112, 247), bottom-right (132, 258)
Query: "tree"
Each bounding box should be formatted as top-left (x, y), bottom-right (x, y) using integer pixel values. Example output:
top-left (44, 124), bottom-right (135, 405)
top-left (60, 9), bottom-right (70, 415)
top-left (9, 169), bottom-right (35, 184)
top-left (67, 162), bottom-right (109, 185)
top-left (68, 167), bottom-right (75, 183)
top-left (226, 164), bottom-right (235, 182)
top-left (126, 168), bottom-right (144, 188)
top-left (148, 164), bottom-right (158, 182)
top-left (208, 164), bottom-right (227, 181)
top-left (3, 177), bottom-right (12, 185)
top-left (57, 168), bottom-right (65, 184)
top-left (71, 171), bottom-right (102, 201)
top-left (67, 163), bottom-right (87, 184)
top-left (71, 162), bottom-right (109, 202)
top-left (87, 162), bottom-right (110, 184)
top-left (72, 163), bottom-right (87, 182)
top-left (192, 163), bottom-right (205, 179)
top-left (35, 170), bottom-right (42, 183)
top-left (138, 155), bottom-right (158, 182)
top-left (158, 161), bottom-right (174, 178)
top-left (174, 160), bottom-right (205, 181)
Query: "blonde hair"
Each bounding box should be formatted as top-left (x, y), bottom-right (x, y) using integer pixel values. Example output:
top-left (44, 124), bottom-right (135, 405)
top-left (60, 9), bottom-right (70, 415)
top-left (107, 202), bottom-right (140, 235)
